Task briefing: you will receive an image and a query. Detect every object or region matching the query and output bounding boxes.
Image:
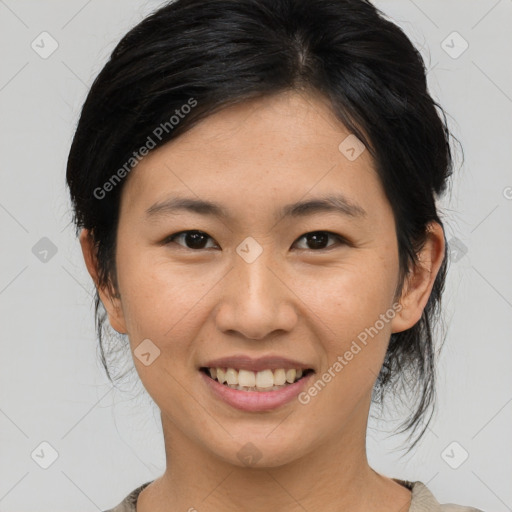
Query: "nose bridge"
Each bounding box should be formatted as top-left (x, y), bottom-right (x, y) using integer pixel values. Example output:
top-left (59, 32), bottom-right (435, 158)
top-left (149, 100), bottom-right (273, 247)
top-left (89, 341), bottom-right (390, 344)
top-left (237, 245), bottom-right (277, 305)
top-left (214, 239), bottom-right (297, 339)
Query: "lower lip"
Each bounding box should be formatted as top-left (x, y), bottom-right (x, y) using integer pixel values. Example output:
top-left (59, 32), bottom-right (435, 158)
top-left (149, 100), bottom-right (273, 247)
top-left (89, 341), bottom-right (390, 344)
top-left (200, 370), bottom-right (314, 412)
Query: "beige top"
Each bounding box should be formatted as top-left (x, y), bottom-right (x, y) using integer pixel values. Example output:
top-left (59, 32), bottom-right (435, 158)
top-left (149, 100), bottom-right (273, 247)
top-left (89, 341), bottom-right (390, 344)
top-left (102, 478), bottom-right (484, 511)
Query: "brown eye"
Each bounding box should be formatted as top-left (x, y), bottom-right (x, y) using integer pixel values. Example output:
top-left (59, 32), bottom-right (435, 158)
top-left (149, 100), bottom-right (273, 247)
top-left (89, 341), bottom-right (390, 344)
top-left (293, 231), bottom-right (346, 251)
top-left (165, 230), bottom-right (217, 250)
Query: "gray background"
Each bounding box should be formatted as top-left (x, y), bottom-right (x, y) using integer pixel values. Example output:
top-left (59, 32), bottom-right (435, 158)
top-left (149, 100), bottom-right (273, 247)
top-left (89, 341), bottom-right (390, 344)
top-left (1, 0), bottom-right (511, 510)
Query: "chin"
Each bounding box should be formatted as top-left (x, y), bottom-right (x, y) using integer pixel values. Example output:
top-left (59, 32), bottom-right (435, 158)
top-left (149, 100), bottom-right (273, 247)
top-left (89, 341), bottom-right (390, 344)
top-left (205, 431), bottom-right (310, 469)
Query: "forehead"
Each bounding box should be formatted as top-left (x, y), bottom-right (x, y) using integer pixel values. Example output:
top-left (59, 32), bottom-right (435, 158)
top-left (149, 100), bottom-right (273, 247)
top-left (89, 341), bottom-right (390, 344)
top-left (119, 90), bottom-right (387, 224)
top-left (166, 90), bottom-right (364, 161)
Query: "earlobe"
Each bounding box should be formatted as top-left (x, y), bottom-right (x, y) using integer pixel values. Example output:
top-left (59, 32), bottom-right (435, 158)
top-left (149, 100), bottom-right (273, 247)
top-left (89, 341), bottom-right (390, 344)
top-left (391, 222), bottom-right (445, 334)
top-left (79, 229), bottom-right (128, 334)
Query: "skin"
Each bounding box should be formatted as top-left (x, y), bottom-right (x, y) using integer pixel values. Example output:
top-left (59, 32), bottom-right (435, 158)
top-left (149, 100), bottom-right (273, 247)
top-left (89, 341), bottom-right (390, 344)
top-left (80, 90), bottom-right (445, 512)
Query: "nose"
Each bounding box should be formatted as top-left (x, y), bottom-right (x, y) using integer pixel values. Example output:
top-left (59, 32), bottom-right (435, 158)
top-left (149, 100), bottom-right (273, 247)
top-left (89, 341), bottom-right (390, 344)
top-left (214, 248), bottom-right (298, 341)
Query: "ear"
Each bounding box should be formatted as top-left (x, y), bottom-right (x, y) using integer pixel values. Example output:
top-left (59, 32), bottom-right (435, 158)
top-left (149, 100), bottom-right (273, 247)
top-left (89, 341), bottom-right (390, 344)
top-left (391, 221), bottom-right (445, 333)
top-left (79, 228), bottom-right (127, 334)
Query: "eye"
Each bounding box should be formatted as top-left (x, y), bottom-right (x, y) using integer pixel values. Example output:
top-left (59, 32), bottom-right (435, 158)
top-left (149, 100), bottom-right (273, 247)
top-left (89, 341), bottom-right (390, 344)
top-left (293, 231), bottom-right (347, 251)
top-left (164, 230), bottom-right (218, 250)
top-left (163, 230), bottom-right (348, 251)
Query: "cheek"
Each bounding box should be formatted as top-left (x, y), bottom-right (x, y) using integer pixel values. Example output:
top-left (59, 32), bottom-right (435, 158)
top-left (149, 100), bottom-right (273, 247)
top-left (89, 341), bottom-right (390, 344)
top-left (115, 251), bottom-right (224, 379)
top-left (294, 259), bottom-right (398, 420)
top-left (115, 257), bottom-right (210, 402)
top-left (295, 251), bottom-right (398, 341)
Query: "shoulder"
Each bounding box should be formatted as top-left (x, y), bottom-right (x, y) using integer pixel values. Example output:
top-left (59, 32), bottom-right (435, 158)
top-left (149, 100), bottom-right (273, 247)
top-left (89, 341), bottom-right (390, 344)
top-left (393, 479), bottom-right (485, 512)
top-left (102, 481), bottom-right (153, 512)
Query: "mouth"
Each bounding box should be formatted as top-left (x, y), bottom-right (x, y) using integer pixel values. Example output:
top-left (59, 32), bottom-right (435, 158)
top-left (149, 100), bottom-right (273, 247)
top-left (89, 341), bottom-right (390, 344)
top-left (199, 366), bottom-right (315, 392)
top-left (199, 355), bottom-right (316, 411)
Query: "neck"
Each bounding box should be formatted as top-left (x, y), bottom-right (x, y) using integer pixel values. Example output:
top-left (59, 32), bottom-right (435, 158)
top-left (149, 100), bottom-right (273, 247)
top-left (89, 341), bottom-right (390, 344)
top-left (137, 402), bottom-right (411, 512)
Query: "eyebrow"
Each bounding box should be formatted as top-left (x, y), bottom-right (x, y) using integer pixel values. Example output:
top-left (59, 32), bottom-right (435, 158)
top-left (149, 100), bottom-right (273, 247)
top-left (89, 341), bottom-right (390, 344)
top-left (145, 193), bottom-right (367, 222)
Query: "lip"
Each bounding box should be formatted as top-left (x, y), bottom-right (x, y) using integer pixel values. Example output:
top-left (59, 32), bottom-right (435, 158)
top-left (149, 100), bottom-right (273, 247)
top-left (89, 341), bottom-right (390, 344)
top-left (200, 369), bottom-right (314, 412)
top-left (201, 354), bottom-right (314, 373)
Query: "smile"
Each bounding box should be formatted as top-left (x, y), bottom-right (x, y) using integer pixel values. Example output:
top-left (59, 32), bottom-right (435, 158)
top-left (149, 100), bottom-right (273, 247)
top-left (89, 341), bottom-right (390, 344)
top-left (199, 365), bottom-right (315, 412)
top-left (200, 367), bottom-right (314, 391)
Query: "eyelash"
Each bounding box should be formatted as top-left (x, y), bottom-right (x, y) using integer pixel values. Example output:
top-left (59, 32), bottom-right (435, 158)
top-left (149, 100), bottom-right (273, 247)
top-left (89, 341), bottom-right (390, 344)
top-left (163, 230), bottom-right (349, 251)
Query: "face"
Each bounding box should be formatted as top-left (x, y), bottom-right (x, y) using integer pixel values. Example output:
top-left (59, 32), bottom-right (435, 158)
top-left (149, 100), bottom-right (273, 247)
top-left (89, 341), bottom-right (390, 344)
top-left (82, 90), bottom-right (443, 468)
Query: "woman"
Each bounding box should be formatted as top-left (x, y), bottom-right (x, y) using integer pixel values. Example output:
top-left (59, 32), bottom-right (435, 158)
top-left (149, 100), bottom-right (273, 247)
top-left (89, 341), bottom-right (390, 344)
top-left (66, 0), bottom-right (483, 510)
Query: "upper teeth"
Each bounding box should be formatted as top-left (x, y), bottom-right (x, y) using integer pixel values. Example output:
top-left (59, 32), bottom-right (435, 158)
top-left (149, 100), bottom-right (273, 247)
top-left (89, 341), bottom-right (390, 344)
top-left (208, 368), bottom-right (303, 388)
